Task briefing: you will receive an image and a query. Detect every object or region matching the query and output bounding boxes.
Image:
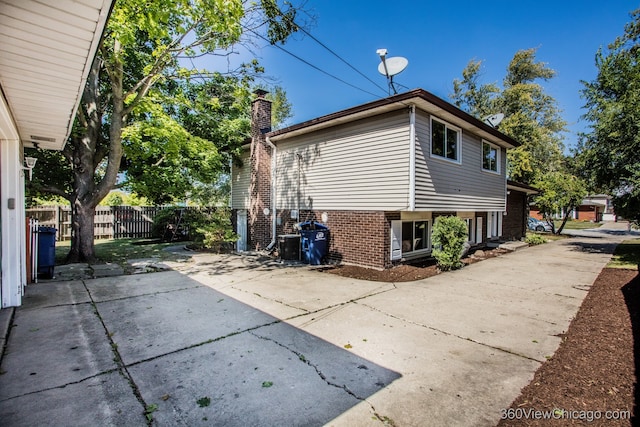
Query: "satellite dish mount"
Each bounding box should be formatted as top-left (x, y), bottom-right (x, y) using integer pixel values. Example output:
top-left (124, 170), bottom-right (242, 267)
top-left (482, 113), bottom-right (505, 128)
top-left (376, 49), bottom-right (408, 95)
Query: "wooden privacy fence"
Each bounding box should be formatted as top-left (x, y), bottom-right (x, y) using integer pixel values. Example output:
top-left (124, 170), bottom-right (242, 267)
top-left (26, 205), bottom-right (166, 241)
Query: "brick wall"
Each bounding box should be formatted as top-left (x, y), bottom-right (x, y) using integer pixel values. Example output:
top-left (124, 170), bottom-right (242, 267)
top-left (575, 205), bottom-right (600, 222)
top-left (529, 208), bottom-right (543, 220)
top-left (503, 190), bottom-right (527, 240)
top-left (276, 209), bottom-right (396, 269)
top-left (248, 90), bottom-right (273, 250)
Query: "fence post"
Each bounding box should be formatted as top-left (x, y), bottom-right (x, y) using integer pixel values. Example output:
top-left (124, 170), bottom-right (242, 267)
top-left (55, 205), bottom-right (61, 240)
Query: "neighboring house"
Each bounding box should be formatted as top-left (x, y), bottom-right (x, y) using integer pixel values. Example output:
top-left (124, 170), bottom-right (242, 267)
top-left (231, 89), bottom-right (522, 269)
top-left (0, 0), bottom-right (113, 308)
top-left (579, 194), bottom-right (615, 221)
top-left (530, 194), bottom-right (614, 223)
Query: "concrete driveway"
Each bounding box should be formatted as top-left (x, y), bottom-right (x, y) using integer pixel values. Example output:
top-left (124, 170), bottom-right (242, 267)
top-left (0, 225), bottom-right (635, 426)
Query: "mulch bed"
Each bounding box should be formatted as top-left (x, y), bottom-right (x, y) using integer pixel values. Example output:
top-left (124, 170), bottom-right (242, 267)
top-left (498, 268), bottom-right (639, 426)
top-left (321, 248), bottom-right (508, 282)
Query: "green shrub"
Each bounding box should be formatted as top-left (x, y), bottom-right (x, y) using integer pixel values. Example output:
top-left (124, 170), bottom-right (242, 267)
top-left (152, 207), bottom-right (237, 251)
top-left (431, 216), bottom-right (468, 271)
top-left (525, 233), bottom-right (547, 246)
top-left (192, 207), bottom-right (238, 252)
top-left (151, 207), bottom-right (196, 240)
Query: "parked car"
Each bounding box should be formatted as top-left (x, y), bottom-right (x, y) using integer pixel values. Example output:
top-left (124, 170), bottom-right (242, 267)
top-left (528, 217), bottom-right (553, 232)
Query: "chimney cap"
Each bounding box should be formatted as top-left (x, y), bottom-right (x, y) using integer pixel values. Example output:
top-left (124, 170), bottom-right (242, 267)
top-left (253, 89), bottom-right (269, 98)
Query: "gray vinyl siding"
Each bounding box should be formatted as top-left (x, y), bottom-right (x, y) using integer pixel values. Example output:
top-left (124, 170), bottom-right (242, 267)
top-left (230, 150), bottom-right (251, 209)
top-left (414, 111), bottom-right (506, 211)
top-left (275, 111), bottom-right (410, 211)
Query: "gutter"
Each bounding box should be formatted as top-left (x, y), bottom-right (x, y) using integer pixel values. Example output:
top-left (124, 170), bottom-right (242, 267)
top-left (409, 104), bottom-right (416, 211)
top-left (265, 136), bottom-right (277, 250)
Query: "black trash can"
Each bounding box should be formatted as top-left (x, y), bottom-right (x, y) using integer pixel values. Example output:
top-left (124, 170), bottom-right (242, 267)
top-left (37, 226), bottom-right (57, 278)
top-left (296, 221), bottom-right (330, 265)
top-left (278, 234), bottom-right (300, 261)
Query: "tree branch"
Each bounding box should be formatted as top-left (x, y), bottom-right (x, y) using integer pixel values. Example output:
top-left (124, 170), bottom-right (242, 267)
top-left (31, 183), bottom-right (70, 200)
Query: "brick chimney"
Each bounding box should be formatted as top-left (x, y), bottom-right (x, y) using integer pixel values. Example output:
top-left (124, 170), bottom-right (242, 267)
top-left (248, 89), bottom-right (272, 250)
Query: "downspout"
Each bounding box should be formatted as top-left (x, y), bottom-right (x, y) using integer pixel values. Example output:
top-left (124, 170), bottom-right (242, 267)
top-left (409, 104), bottom-right (416, 211)
top-left (266, 136), bottom-right (277, 249)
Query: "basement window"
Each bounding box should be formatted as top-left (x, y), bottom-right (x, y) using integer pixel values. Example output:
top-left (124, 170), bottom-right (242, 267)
top-left (401, 220), bottom-right (430, 253)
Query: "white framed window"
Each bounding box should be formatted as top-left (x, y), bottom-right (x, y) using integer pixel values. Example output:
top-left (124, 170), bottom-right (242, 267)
top-left (431, 117), bottom-right (461, 163)
top-left (482, 140), bottom-right (500, 173)
top-left (401, 220), bottom-right (430, 253)
top-left (390, 219), bottom-right (431, 260)
top-left (475, 217), bottom-right (483, 243)
top-left (486, 211), bottom-right (502, 239)
top-left (464, 218), bottom-right (475, 243)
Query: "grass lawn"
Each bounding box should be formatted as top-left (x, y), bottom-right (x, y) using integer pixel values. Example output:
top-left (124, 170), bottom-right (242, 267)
top-left (526, 231), bottom-right (567, 242)
top-left (607, 238), bottom-right (640, 269)
top-left (553, 220), bottom-right (601, 230)
top-left (55, 238), bottom-right (190, 267)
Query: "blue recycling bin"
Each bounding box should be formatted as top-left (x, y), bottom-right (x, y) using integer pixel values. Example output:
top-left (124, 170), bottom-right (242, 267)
top-left (297, 221), bottom-right (330, 265)
top-left (37, 226), bottom-right (57, 278)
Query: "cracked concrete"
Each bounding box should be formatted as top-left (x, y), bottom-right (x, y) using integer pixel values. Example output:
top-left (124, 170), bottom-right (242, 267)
top-left (0, 224), bottom-right (634, 426)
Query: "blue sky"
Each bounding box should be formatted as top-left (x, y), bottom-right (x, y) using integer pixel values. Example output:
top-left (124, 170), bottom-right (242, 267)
top-left (227, 1), bottom-right (638, 150)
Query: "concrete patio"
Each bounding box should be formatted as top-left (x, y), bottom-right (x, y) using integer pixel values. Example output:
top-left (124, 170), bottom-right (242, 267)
top-left (0, 224), bottom-right (635, 426)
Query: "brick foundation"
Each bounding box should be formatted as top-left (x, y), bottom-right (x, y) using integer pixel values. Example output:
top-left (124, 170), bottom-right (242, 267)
top-left (276, 209), bottom-right (397, 269)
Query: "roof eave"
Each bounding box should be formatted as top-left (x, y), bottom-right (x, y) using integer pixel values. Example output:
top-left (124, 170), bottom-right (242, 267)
top-left (507, 180), bottom-right (539, 195)
top-left (268, 89), bottom-right (521, 149)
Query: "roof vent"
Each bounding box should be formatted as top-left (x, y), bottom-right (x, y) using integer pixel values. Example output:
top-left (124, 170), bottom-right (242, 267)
top-left (30, 135), bottom-right (56, 142)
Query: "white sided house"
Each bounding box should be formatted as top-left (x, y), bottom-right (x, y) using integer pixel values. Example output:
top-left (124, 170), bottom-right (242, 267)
top-left (231, 89), bottom-right (521, 269)
top-left (0, 0), bottom-right (113, 308)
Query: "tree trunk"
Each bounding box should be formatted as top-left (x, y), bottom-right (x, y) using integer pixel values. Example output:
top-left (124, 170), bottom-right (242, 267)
top-left (65, 54), bottom-right (124, 263)
top-left (66, 200), bottom-right (97, 263)
top-left (66, 122), bottom-right (100, 262)
top-left (555, 209), bottom-right (573, 235)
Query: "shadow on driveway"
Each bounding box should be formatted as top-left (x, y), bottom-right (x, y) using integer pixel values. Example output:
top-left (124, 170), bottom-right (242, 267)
top-left (0, 271), bottom-right (400, 426)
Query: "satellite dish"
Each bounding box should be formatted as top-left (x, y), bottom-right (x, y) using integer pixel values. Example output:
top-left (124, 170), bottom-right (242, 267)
top-left (483, 113), bottom-right (504, 128)
top-left (376, 49), bottom-right (409, 95)
top-left (378, 56), bottom-right (409, 77)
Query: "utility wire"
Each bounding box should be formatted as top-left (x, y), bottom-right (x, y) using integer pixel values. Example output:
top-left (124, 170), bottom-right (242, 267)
top-left (247, 28), bottom-right (382, 98)
top-left (291, 24), bottom-right (389, 95)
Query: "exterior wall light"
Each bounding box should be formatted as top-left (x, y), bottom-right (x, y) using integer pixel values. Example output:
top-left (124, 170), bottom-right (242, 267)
top-left (23, 156), bottom-right (37, 181)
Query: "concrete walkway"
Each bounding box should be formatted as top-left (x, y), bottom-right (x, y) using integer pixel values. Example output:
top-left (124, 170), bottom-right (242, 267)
top-left (0, 224), bottom-right (636, 426)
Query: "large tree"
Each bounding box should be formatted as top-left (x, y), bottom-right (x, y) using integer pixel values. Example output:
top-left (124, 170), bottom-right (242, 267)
top-left (451, 49), bottom-right (588, 233)
top-left (27, 0), bottom-right (303, 262)
top-left (579, 9), bottom-right (640, 225)
top-left (451, 49), bottom-right (566, 184)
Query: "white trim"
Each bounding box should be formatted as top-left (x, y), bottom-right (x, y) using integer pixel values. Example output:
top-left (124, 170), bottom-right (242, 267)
top-left (0, 92), bottom-right (19, 141)
top-left (430, 115), bottom-right (462, 164)
top-left (266, 136), bottom-right (277, 248)
top-left (1, 139), bottom-right (25, 308)
top-left (475, 217), bottom-right (483, 243)
top-left (409, 105), bottom-right (416, 211)
top-left (236, 210), bottom-right (248, 252)
top-left (486, 211), bottom-right (501, 239)
top-left (390, 220), bottom-right (402, 261)
top-left (481, 139), bottom-right (500, 174)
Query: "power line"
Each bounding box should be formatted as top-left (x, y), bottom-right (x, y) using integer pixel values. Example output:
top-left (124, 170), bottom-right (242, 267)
top-left (292, 25), bottom-right (389, 95)
top-left (247, 28), bottom-right (383, 98)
